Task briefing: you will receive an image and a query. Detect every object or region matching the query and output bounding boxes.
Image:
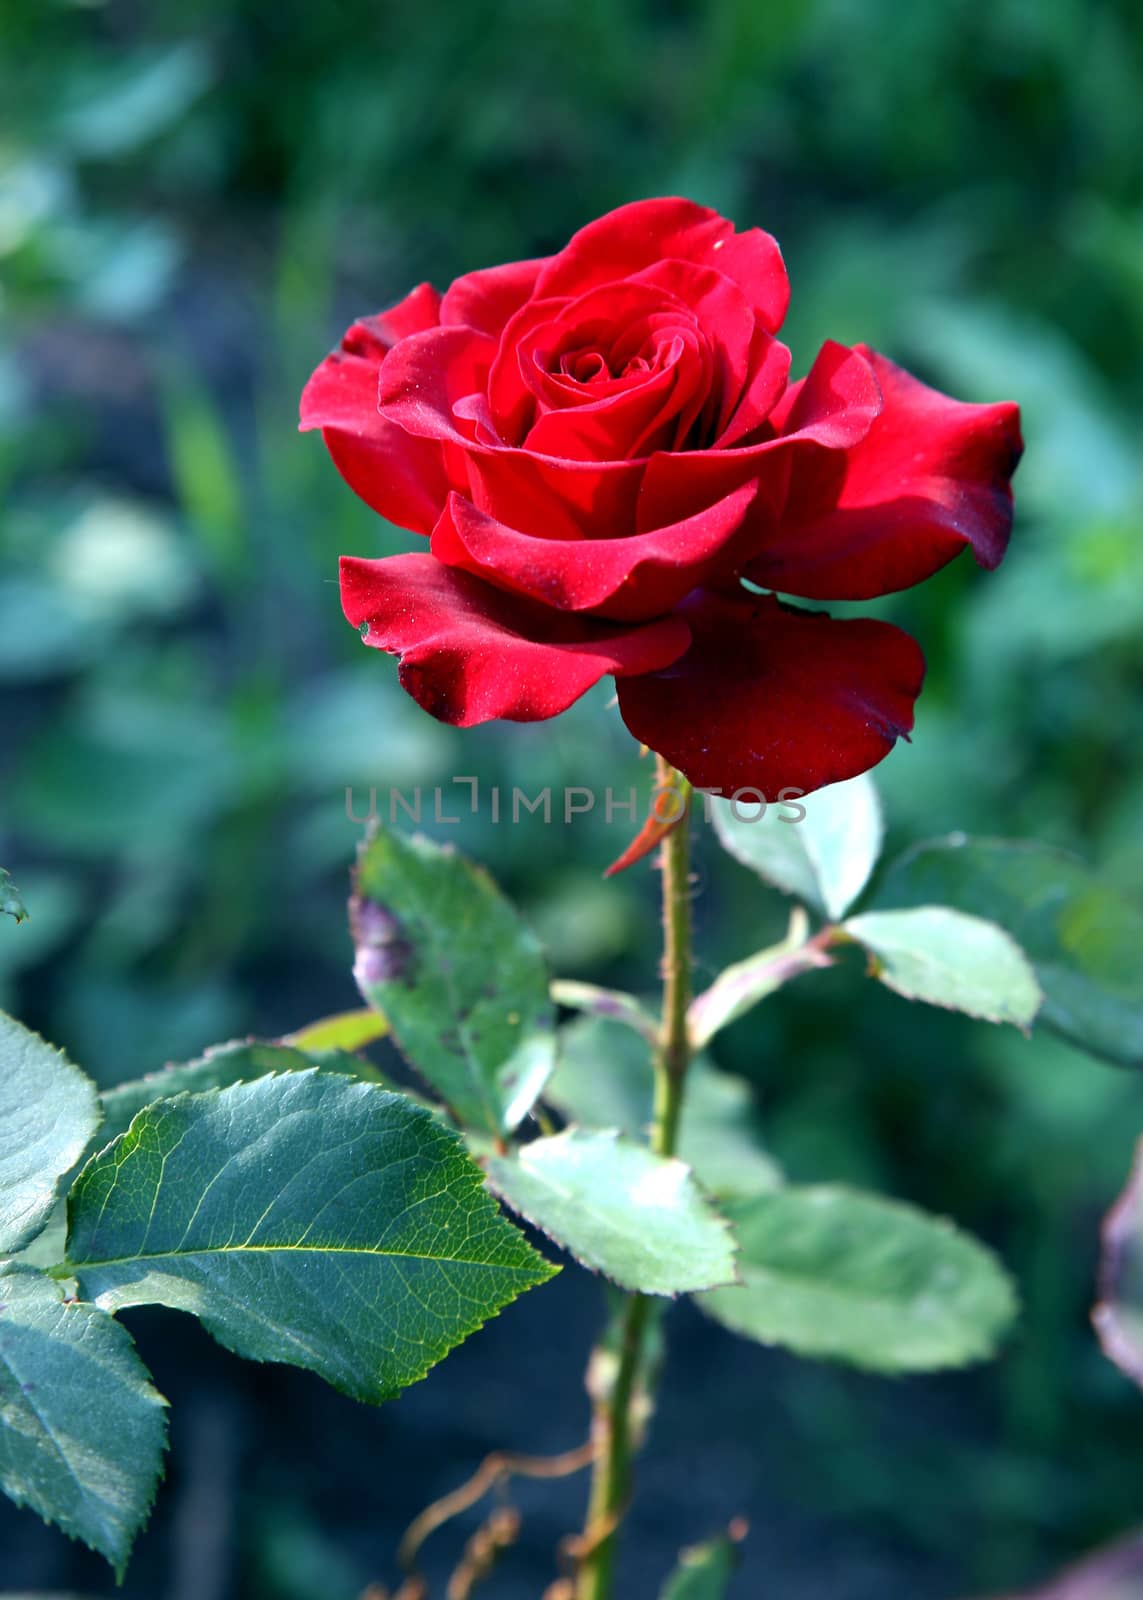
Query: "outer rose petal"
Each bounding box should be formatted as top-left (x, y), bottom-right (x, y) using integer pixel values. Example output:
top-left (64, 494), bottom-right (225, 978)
top-left (366, 282), bottom-right (443, 343)
top-left (634, 340), bottom-right (883, 536)
top-left (536, 198), bottom-right (790, 334)
top-left (440, 257), bottom-right (549, 336)
top-left (747, 346), bottom-right (1023, 600)
top-left (374, 324), bottom-right (497, 445)
top-left (299, 285), bottom-right (448, 534)
top-left (340, 552), bottom-right (691, 726)
top-left (430, 482), bottom-right (759, 622)
top-left (616, 589), bottom-right (925, 795)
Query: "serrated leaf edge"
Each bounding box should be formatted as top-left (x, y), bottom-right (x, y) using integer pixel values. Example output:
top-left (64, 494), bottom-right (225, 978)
top-left (0, 1265), bottom-right (169, 1578)
top-left (695, 1184), bottom-right (1021, 1375)
top-left (486, 1127), bottom-right (741, 1299)
top-left (841, 908), bottom-right (1044, 1028)
top-left (64, 1072), bottom-right (560, 1404)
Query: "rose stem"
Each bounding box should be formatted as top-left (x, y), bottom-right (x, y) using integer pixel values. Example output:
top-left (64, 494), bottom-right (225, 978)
top-left (575, 757), bottom-right (694, 1600)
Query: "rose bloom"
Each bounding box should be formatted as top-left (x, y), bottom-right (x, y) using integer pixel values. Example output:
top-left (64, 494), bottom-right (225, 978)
top-left (301, 198), bottom-right (1021, 796)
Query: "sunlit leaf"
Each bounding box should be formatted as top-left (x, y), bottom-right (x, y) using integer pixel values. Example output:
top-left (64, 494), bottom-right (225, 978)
top-left (878, 837), bottom-right (1143, 1065)
top-left (697, 1186), bottom-right (1018, 1373)
top-left (98, 1037), bottom-right (398, 1146)
top-left (842, 908), bottom-right (1042, 1027)
top-left (65, 1073), bottom-right (557, 1402)
top-left (486, 1129), bottom-right (737, 1295)
top-left (711, 773), bottom-right (882, 920)
top-left (0, 1013), bottom-right (100, 1255)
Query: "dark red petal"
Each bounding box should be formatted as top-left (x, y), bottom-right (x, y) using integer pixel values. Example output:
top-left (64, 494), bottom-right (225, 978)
top-left (525, 336), bottom-right (705, 462)
top-left (616, 589), bottom-right (925, 796)
top-left (380, 321), bottom-right (648, 540)
top-left (748, 347), bottom-right (1024, 601)
top-left (430, 482), bottom-right (759, 622)
top-left (340, 552), bottom-right (691, 726)
top-left (440, 257), bottom-right (549, 337)
top-left (490, 280), bottom-right (712, 458)
top-left (634, 341), bottom-right (882, 536)
top-left (299, 294), bottom-right (449, 535)
top-left (536, 198), bottom-right (789, 334)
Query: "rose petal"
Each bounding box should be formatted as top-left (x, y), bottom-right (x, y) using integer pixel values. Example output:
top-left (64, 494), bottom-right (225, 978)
top-left (490, 281), bottom-right (711, 458)
top-left (299, 287), bottom-right (449, 534)
top-left (440, 257), bottom-right (549, 337)
top-left (523, 360), bottom-right (689, 460)
top-left (464, 447), bottom-right (645, 541)
top-left (536, 197), bottom-right (789, 333)
top-left (616, 588), bottom-right (925, 795)
top-left (380, 322), bottom-right (649, 539)
top-left (634, 341), bottom-right (883, 536)
top-left (431, 481), bottom-right (759, 621)
top-left (714, 326), bottom-right (793, 448)
top-left (627, 258), bottom-right (757, 437)
top-left (747, 346), bottom-right (1023, 600)
top-left (375, 323), bottom-right (498, 445)
top-left (365, 282), bottom-right (443, 344)
top-left (484, 294), bottom-right (573, 442)
top-left (340, 551), bottom-right (691, 725)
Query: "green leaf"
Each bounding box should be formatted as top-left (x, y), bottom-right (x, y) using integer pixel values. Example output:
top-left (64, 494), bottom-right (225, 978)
top-left (98, 1037), bottom-right (399, 1145)
top-left (711, 773), bottom-right (882, 920)
top-left (352, 828), bottom-right (555, 1135)
top-left (545, 1018), bottom-right (781, 1202)
top-left (688, 909), bottom-right (831, 1047)
top-left (878, 836), bottom-right (1143, 1067)
top-left (841, 907), bottom-right (1042, 1027)
top-left (1, 1013), bottom-right (101, 1255)
top-left (0, 1264), bottom-right (167, 1576)
top-left (1, 868), bottom-right (28, 924)
top-left (486, 1129), bottom-right (737, 1295)
top-left (1094, 1137), bottom-right (1143, 1390)
top-left (283, 1009), bottom-right (389, 1053)
top-left (65, 1073), bottom-right (556, 1401)
top-left (697, 1187), bottom-right (1018, 1373)
top-left (661, 1531), bottom-right (742, 1599)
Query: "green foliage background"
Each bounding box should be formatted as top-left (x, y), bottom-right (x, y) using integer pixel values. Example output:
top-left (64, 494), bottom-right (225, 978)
top-left (1, 0), bottom-right (1142, 1594)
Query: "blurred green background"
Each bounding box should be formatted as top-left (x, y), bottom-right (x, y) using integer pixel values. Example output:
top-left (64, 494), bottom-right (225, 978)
top-left (2, 0), bottom-right (1143, 1595)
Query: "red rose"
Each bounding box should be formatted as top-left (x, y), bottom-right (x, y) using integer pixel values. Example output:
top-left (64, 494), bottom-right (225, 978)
top-left (301, 198), bottom-right (1021, 796)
